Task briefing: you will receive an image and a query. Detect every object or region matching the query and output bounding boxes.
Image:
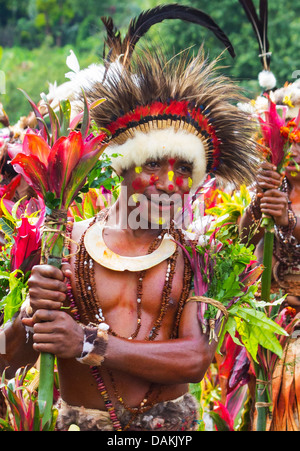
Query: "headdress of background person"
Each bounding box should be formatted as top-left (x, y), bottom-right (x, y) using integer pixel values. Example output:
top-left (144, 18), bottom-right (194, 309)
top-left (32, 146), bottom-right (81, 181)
top-left (239, 0), bottom-right (300, 119)
top-left (86, 3), bottom-right (259, 192)
top-left (239, 0), bottom-right (276, 93)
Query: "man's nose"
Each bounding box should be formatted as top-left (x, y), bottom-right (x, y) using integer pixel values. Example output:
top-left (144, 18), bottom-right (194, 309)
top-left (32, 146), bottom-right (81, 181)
top-left (155, 169), bottom-right (177, 193)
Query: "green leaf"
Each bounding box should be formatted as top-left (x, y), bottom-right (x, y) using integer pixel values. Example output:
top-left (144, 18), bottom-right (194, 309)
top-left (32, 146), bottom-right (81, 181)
top-left (11, 196), bottom-right (27, 221)
top-left (230, 306), bottom-right (288, 336)
top-left (0, 270), bottom-right (27, 324)
top-left (18, 89), bottom-right (48, 140)
top-left (80, 89), bottom-right (90, 139)
top-left (217, 315), bottom-right (243, 354)
top-left (0, 217), bottom-right (15, 241)
top-left (235, 316), bottom-right (259, 362)
top-left (228, 306), bottom-right (288, 359)
top-left (59, 99), bottom-right (71, 137)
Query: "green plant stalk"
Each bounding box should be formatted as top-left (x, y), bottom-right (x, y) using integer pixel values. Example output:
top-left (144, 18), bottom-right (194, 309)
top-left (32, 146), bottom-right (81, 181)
top-left (255, 223), bottom-right (275, 431)
top-left (254, 364), bottom-right (271, 431)
top-left (37, 227), bottom-right (65, 429)
top-left (260, 227), bottom-right (275, 303)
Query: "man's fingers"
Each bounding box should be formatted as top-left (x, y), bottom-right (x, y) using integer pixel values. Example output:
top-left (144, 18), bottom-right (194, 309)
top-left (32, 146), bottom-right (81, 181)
top-left (32, 309), bottom-right (56, 323)
top-left (22, 317), bottom-right (34, 328)
top-left (29, 287), bottom-right (66, 304)
top-left (28, 277), bottom-right (67, 294)
top-left (61, 262), bottom-right (72, 279)
top-left (31, 264), bottom-right (65, 281)
top-left (32, 342), bottom-right (56, 354)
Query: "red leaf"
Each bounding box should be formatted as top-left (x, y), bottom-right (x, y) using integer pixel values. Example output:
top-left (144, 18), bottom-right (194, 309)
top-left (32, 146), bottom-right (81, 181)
top-left (22, 132), bottom-right (52, 166)
top-left (10, 154), bottom-right (48, 197)
top-left (62, 134), bottom-right (107, 208)
top-left (214, 402), bottom-right (234, 431)
top-left (0, 174), bottom-right (22, 200)
top-left (48, 131), bottom-right (83, 197)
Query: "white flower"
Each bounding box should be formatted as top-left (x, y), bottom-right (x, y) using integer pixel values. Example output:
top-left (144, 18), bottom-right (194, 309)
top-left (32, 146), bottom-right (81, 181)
top-left (65, 50), bottom-right (80, 80)
top-left (183, 214), bottom-right (214, 245)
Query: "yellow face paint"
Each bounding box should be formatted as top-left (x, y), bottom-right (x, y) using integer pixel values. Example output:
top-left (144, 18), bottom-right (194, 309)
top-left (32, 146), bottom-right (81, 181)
top-left (291, 171), bottom-right (298, 177)
top-left (132, 193), bottom-right (139, 203)
top-left (188, 177), bottom-right (193, 189)
top-left (135, 166), bottom-right (143, 174)
top-left (156, 217), bottom-right (166, 225)
top-left (168, 171), bottom-right (174, 182)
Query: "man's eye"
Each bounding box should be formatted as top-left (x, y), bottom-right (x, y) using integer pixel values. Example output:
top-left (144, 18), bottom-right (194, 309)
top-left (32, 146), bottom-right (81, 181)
top-left (145, 161), bottom-right (160, 169)
top-left (178, 165), bottom-right (192, 174)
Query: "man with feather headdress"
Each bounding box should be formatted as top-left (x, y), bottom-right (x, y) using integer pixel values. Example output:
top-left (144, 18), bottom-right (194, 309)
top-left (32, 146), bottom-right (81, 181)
top-left (238, 0), bottom-right (300, 431)
top-left (1, 4), bottom-right (259, 431)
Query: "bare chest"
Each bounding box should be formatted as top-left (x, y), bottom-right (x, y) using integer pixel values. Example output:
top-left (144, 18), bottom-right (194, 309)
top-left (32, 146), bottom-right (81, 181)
top-left (290, 190), bottom-right (300, 216)
top-left (72, 253), bottom-right (186, 341)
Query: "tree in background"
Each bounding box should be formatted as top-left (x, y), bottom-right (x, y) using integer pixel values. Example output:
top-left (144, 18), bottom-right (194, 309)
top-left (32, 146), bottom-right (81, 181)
top-left (1, 0), bottom-right (300, 123)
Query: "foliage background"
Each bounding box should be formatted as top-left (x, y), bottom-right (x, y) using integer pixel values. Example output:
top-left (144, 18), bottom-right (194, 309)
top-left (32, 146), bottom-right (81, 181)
top-left (1, 0), bottom-right (300, 124)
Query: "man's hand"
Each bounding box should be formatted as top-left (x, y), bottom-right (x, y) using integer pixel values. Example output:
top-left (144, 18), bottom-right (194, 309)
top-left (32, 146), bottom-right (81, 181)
top-left (256, 160), bottom-right (282, 192)
top-left (22, 264), bottom-right (84, 359)
top-left (22, 310), bottom-right (84, 359)
top-left (27, 264), bottom-right (70, 313)
top-left (257, 161), bottom-right (289, 227)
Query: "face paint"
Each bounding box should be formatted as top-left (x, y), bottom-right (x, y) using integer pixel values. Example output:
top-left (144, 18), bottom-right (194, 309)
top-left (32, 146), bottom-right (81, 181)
top-left (168, 170), bottom-right (174, 182)
top-left (132, 177), bottom-right (144, 191)
top-left (188, 177), bottom-right (193, 189)
top-left (168, 184), bottom-right (174, 191)
top-left (168, 158), bottom-right (176, 167)
top-left (150, 174), bottom-right (159, 185)
top-left (175, 176), bottom-right (184, 187)
top-left (135, 166), bottom-right (143, 174)
top-left (132, 193), bottom-right (139, 203)
top-left (156, 217), bottom-right (166, 225)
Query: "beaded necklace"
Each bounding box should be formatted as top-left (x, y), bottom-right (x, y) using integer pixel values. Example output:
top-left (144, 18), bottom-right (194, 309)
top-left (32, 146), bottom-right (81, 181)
top-left (274, 177), bottom-right (300, 279)
top-left (65, 210), bottom-right (192, 431)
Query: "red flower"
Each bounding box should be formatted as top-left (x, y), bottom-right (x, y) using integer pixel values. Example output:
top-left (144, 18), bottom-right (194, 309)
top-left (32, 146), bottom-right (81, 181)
top-left (10, 130), bottom-right (107, 209)
top-left (11, 217), bottom-right (42, 272)
top-left (258, 100), bottom-right (286, 167)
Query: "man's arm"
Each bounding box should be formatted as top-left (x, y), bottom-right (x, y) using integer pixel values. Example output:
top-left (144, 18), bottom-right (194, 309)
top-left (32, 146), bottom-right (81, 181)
top-left (0, 315), bottom-right (39, 379)
top-left (21, 264), bottom-right (218, 386)
top-left (103, 301), bottom-right (218, 385)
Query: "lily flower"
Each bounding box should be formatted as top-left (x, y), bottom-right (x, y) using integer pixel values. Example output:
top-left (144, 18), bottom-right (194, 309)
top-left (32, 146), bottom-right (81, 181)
top-left (10, 216), bottom-right (42, 272)
top-left (10, 130), bottom-right (107, 209)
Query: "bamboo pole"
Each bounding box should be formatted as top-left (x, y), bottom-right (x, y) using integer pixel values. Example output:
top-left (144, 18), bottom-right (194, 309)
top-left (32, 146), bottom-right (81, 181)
top-left (37, 214), bottom-right (66, 428)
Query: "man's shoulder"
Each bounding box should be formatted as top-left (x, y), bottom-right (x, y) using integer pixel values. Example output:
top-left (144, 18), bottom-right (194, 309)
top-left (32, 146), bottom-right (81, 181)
top-left (71, 217), bottom-right (95, 242)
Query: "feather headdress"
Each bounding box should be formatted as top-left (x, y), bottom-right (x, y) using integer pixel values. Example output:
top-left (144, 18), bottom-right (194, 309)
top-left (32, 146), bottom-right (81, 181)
top-left (88, 47), bottom-right (259, 190)
top-left (239, 0), bottom-right (276, 91)
top-left (102, 3), bottom-right (235, 65)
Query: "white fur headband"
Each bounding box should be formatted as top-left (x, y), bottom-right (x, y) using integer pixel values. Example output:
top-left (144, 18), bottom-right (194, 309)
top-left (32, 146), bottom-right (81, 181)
top-left (107, 127), bottom-right (207, 190)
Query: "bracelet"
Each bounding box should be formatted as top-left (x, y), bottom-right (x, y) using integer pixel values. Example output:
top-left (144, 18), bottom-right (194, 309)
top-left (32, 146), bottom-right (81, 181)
top-left (275, 208), bottom-right (297, 244)
top-left (76, 322), bottom-right (109, 366)
top-left (248, 195), bottom-right (262, 223)
top-left (19, 294), bottom-right (34, 343)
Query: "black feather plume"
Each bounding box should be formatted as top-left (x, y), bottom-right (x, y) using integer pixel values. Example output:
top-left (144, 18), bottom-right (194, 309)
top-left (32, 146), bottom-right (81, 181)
top-left (101, 3), bottom-right (235, 63)
top-left (239, 0), bottom-right (270, 70)
top-left (101, 17), bottom-right (122, 60)
top-left (124, 4), bottom-right (235, 59)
